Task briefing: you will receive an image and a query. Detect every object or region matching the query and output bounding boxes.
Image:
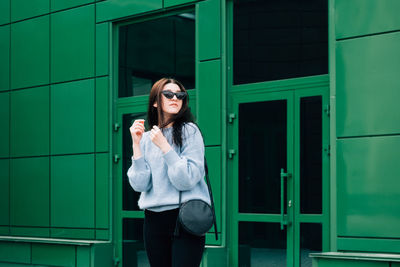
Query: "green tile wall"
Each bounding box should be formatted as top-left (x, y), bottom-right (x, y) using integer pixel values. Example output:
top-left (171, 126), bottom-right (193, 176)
top-left (51, 5), bottom-right (95, 83)
top-left (11, 16), bottom-right (49, 90)
top-left (11, 86), bottom-right (50, 157)
top-left (32, 244), bottom-right (75, 267)
top-left (337, 136), bottom-right (400, 238)
top-left (51, 154), bottom-right (94, 229)
top-left (76, 246), bottom-right (90, 267)
top-left (96, 153), bottom-right (109, 229)
top-left (96, 77), bottom-right (109, 152)
top-left (51, 0), bottom-right (94, 12)
top-left (10, 157), bottom-right (50, 227)
top-left (335, 0), bottom-right (400, 39)
top-left (96, 22), bottom-right (109, 77)
top-left (0, 242), bottom-right (30, 264)
top-left (0, 0), bottom-right (10, 25)
top-left (10, 227), bottom-right (49, 237)
top-left (96, 0), bottom-right (162, 23)
top-left (164, 0), bottom-right (196, 8)
top-left (198, 0), bottom-right (221, 61)
top-left (0, 92), bottom-right (9, 158)
top-left (197, 60), bottom-right (221, 146)
top-left (11, 0), bottom-right (49, 22)
top-left (0, 159), bottom-right (9, 226)
top-left (0, 25), bottom-right (10, 91)
top-left (51, 228), bottom-right (95, 239)
top-left (51, 79), bottom-right (94, 155)
top-left (336, 32), bottom-right (400, 137)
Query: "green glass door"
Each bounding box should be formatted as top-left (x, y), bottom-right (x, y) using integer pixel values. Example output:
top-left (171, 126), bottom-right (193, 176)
top-left (228, 85), bottom-right (329, 267)
top-left (115, 99), bottom-right (149, 267)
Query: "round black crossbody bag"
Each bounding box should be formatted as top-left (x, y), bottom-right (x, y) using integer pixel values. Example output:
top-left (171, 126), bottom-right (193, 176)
top-left (178, 199), bottom-right (214, 236)
top-left (174, 158), bottom-right (218, 239)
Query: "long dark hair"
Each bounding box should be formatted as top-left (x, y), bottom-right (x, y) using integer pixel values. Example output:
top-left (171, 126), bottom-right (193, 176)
top-left (147, 78), bottom-right (194, 147)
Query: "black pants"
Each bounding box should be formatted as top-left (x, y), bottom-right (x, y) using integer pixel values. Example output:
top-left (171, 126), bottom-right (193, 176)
top-left (144, 208), bottom-right (205, 267)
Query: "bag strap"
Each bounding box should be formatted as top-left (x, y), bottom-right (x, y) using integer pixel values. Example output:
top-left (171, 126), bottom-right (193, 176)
top-left (174, 157), bottom-right (218, 240)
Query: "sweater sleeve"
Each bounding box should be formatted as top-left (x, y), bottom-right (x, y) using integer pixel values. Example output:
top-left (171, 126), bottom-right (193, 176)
top-left (127, 140), bottom-right (152, 192)
top-left (163, 123), bottom-right (205, 191)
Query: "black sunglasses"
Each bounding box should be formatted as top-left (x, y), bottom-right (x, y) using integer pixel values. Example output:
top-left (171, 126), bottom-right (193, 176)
top-left (161, 90), bottom-right (187, 100)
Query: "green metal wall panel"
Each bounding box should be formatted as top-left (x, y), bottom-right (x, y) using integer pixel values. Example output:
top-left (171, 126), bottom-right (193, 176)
top-left (197, 60), bottom-right (221, 146)
top-left (337, 136), bottom-right (400, 238)
top-left (0, 242), bottom-right (30, 264)
top-left (11, 0), bottom-right (49, 22)
top-left (335, 0), bottom-right (400, 39)
top-left (51, 0), bottom-right (94, 12)
top-left (338, 237), bottom-right (400, 253)
top-left (0, 227), bottom-right (9, 235)
top-left (96, 77), bottom-right (109, 152)
top-left (0, 25), bottom-right (10, 91)
top-left (32, 244), bottom-right (75, 267)
top-left (205, 146), bottom-right (221, 232)
top-left (76, 246), bottom-right (90, 267)
top-left (197, 0), bottom-right (221, 61)
top-left (51, 154), bottom-right (95, 229)
top-left (10, 157), bottom-right (50, 227)
top-left (96, 22), bottom-right (109, 77)
top-left (164, 0), bottom-right (196, 8)
top-left (96, 0), bottom-right (162, 23)
top-left (51, 228), bottom-right (95, 239)
top-left (0, 159), bottom-right (9, 226)
top-left (313, 258), bottom-right (388, 267)
top-left (96, 229), bottom-right (109, 240)
top-left (336, 32), bottom-right (400, 137)
top-left (96, 153), bottom-right (109, 229)
top-left (201, 247), bottom-right (227, 267)
top-left (51, 5), bottom-right (95, 83)
top-left (0, 92), bottom-right (9, 157)
top-left (0, 0), bottom-right (10, 26)
top-left (10, 227), bottom-right (49, 237)
top-left (10, 86), bottom-right (50, 157)
top-left (51, 79), bottom-right (94, 155)
top-left (11, 16), bottom-right (50, 90)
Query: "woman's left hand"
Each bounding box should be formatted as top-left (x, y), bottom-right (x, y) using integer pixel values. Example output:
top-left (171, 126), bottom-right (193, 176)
top-left (150, 126), bottom-right (172, 154)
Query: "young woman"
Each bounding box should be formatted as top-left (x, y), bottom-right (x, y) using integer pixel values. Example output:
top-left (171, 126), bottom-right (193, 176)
top-left (127, 78), bottom-right (210, 267)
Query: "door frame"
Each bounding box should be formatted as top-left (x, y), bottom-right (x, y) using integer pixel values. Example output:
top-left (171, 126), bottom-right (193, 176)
top-left (227, 76), bottom-right (330, 267)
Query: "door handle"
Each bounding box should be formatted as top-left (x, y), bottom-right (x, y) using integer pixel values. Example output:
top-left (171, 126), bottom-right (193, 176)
top-left (114, 154), bottom-right (120, 163)
top-left (280, 168), bottom-right (292, 230)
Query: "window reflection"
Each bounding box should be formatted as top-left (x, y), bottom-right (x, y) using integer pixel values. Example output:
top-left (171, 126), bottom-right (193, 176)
top-left (233, 0), bottom-right (328, 85)
top-left (119, 12), bottom-right (195, 97)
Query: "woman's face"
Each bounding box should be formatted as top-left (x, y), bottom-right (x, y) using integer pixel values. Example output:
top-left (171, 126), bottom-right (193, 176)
top-left (160, 83), bottom-right (184, 119)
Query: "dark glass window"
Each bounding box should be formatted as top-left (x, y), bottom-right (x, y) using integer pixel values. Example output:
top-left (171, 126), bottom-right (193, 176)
top-left (239, 100), bottom-right (287, 214)
top-left (123, 112), bottom-right (147, 211)
top-left (300, 96), bottom-right (322, 214)
top-left (119, 12), bottom-right (195, 97)
top-left (233, 0), bottom-right (328, 85)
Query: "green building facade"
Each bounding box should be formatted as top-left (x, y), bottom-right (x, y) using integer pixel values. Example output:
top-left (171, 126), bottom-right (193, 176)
top-left (0, 0), bottom-right (400, 266)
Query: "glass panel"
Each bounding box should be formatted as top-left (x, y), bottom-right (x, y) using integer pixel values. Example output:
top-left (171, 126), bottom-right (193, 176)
top-left (300, 223), bottom-right (322, 267)
top-left (239, 100), bottom-right (287, 214)
top-left (233, 0), bottom-right (328, 85)
top-left (119, 12), bottom-right (195, 97)
top-left (123, 218), bottom-right (150, 267)
top-left (123, 112), bottom-right (147, 211)
top-left (300, 96), bottom-right (322, 214)
top-left (239, 222), bottom-right (287, 267)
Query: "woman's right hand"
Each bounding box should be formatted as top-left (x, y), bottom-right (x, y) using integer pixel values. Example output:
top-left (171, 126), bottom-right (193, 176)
top-left (130, 120), bottom-right (145, 146)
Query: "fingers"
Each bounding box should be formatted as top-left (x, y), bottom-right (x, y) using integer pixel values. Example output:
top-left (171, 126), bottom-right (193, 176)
top-left (130, 120), bottom-right (145, 134)
top-left (149, 126), bottom-right (161, 140)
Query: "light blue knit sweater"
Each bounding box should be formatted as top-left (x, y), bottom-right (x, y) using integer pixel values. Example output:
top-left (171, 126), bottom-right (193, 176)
top-left (127, 123), bottom-right (211, 212)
